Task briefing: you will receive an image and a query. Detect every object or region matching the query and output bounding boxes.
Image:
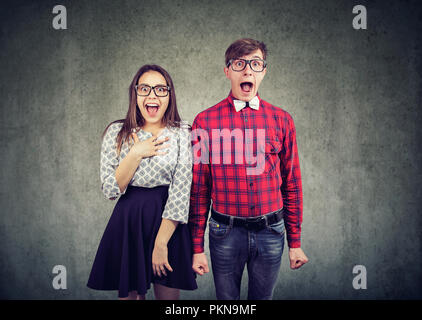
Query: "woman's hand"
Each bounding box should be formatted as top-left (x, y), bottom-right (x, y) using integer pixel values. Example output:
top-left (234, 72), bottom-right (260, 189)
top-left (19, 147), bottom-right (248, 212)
top-left (152, 243), bottom-right (173, 277)
top-left (129, 132), bottom-right (169, 160)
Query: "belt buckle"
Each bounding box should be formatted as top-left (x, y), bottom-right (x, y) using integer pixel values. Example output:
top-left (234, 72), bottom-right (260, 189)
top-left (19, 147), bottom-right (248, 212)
top-left (256, 216), bottom-right (266, 230)
top-left (244, 221), bottom-right (251, 230)
top-left (245, 216), bottom-right (265, 231)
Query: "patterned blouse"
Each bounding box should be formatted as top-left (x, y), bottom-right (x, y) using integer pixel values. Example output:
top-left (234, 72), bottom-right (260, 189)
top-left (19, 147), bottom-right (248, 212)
top-left (100, 121), bottom-right (192, 224)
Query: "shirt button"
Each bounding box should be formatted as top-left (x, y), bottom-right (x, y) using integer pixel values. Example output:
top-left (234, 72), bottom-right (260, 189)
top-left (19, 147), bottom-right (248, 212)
top-left (249, 182), bottom-right (253, 187)
top-left (250, 205), bottom-right (255, 210)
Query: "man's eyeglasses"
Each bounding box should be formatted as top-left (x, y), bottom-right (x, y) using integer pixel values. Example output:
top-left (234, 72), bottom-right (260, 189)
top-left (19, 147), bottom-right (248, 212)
top-left (135, 84), bottom-right (171, 97)
top-left (227, 58), bottom-right (267, 72)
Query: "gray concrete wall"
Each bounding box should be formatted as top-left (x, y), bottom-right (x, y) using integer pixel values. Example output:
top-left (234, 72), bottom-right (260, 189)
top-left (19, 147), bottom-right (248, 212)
top-left (0, 0), bottom-right (421, 299)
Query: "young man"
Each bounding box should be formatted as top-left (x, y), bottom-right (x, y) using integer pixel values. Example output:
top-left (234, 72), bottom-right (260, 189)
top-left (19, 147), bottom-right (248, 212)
top-left (189, 38), bottom-right (308, 300)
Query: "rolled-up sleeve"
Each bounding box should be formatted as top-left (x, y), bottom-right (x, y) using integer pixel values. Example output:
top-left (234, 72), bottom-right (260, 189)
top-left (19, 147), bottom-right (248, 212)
top-left (100, 123), bottom-right (126, 200)
top-left (161, 125), bottom-right (193, 224)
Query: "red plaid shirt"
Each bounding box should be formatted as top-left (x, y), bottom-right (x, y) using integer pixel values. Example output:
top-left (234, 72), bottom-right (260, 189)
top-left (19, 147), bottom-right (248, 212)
top-left (189, 92), bottom-right (303, 253)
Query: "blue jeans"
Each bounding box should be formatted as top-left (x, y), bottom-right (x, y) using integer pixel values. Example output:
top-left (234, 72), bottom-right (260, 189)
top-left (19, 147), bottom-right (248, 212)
top-left (209, 213), bottom-right (285, 300)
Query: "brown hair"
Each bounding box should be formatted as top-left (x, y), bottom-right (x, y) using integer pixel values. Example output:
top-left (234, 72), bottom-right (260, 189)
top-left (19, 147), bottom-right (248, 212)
top-left (103, 64), bottom-right (182, 155)
top-left (225, 38), bottom-right (268, 66)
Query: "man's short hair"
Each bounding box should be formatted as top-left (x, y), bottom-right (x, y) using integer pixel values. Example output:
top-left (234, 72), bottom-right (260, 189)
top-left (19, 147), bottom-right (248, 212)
top-left (225, 38), bottom-right (268, 66)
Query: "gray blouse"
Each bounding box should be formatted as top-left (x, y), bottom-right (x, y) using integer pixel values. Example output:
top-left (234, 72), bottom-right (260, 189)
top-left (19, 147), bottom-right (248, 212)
top-left (100, 121), bottom-right (192, 224)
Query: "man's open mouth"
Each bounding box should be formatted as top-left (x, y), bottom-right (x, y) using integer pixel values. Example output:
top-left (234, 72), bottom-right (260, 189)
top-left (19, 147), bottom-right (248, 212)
top-left (145, 103), bottom-right (159, 116)
top-left (240, 81), bottom-right (253, 93)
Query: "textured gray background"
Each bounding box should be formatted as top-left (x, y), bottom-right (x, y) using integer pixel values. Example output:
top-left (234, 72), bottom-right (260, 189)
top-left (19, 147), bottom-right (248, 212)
top-left (0, 0), bottom-right (421, 299)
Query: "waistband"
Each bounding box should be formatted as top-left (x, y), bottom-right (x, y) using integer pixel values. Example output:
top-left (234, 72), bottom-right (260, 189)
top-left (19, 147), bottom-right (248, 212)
top-left (210, 207), bottom-right (284, 231)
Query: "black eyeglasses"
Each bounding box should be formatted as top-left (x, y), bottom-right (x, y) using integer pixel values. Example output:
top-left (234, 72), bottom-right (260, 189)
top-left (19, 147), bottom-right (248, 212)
top-left (134, 84), bottom-right (171, 97)
top-left (227, 58), bottom-right (267, 72)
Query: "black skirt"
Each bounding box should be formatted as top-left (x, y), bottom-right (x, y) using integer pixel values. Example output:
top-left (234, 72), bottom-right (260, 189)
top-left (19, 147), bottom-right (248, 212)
top-left (87, 185), bottom-right (197, 298)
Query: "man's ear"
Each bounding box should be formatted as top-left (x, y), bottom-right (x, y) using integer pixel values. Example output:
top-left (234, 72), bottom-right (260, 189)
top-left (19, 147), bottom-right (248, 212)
top-left (262, 65), bottom-right (267, 77)
top-left (224, 67), bottom-right (229, 79)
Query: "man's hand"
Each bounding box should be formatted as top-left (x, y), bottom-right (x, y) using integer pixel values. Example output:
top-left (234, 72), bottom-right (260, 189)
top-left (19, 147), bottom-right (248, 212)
top-left (288, 247), bottom-right (309, 270)
top-left (192, 253), bottom-right (210, 276)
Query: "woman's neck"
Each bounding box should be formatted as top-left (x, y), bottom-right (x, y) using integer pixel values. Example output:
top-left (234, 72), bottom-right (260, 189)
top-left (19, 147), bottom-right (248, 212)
top-left (142, 122), bottom-right (166, 136)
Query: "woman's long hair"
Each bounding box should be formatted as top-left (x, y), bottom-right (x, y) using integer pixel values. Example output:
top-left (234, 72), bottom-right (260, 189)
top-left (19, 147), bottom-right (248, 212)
top-left (102, 64), bottom-right (182, 155)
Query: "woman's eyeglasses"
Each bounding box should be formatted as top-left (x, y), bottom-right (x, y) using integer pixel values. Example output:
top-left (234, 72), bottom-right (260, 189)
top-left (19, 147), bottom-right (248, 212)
top-left (135, 84), bottom-right (171, 97)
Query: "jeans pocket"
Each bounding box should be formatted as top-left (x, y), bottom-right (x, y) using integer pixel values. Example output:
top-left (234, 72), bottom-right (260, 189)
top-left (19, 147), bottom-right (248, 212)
top-left (209, 217), bottom-right (231, 239)
top-left (266, 219), bottom-right (285, 236)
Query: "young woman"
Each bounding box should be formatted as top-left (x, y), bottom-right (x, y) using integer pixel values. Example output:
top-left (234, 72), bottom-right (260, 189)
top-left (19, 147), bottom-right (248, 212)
top-left (87, 64), bottom-right (197, 300)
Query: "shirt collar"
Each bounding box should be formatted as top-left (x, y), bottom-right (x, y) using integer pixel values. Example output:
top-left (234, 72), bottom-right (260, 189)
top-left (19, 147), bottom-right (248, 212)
top-left (228, 91), bottom-right (261, 112)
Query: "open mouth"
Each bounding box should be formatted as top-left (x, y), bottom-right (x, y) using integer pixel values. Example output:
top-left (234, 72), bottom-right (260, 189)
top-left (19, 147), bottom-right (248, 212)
top-left (240, 81), bottom-right (253, 93)
top-left (145, 103), bottom-right (159, 117)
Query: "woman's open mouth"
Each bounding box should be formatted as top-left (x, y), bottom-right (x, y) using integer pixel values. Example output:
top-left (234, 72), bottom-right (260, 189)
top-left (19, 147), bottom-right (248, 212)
top-left (240, 81), bottom-right (254, 93)
top-left (145, 103), bottom-right (160, 117)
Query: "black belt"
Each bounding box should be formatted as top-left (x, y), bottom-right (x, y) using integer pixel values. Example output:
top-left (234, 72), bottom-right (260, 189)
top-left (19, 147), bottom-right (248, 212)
top-left (211, 208), bottom-right (284, 231)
